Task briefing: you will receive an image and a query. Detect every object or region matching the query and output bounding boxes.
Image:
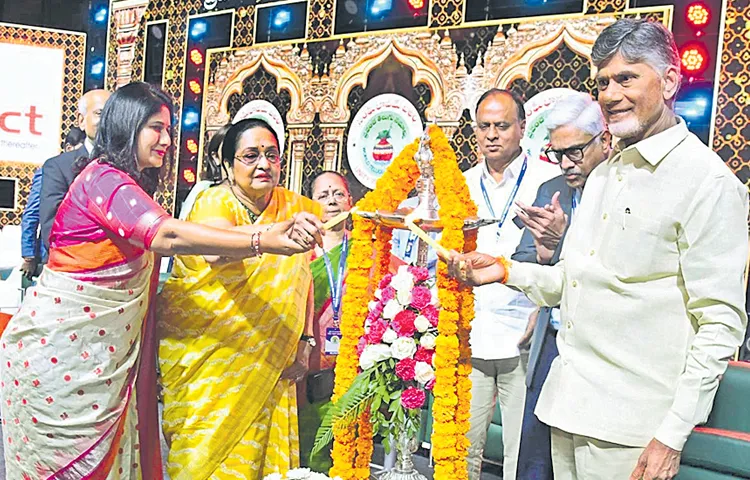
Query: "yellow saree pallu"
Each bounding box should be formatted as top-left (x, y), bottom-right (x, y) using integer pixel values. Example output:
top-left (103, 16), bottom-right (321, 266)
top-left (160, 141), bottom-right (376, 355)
top-left (157, 186), bottom-right (321, 480)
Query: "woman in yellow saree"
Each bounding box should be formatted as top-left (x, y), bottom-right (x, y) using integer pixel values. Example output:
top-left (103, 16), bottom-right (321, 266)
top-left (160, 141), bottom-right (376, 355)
top-left (157, 118), bottom-right (323, 479)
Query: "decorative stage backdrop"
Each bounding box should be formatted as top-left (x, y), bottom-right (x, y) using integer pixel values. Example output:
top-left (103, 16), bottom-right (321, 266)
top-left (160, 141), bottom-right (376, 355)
top-left (1, 0), bottom-right (745, 225)
top-left (0, 23), bottom-right (86, 226)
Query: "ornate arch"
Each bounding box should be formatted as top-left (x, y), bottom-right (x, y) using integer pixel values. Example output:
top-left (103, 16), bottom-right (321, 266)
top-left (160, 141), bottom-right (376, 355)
top-left (213, 52), bottom-right (307, 126)
top-left (330, 38), bottom-right (447, 123)
top-left (493, 23), bottom-right (600, 89)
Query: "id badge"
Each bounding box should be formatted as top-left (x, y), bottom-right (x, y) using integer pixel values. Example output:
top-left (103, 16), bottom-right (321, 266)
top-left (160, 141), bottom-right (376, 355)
top-left (324, 327), bottom-right (341, 355)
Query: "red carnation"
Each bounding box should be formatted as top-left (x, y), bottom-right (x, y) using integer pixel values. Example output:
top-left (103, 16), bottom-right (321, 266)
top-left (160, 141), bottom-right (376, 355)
top-left (422, 304), bottom-right (439, 327)
top-left (401, 386), bottom-right (426, 409)
top-left (356, 337), bottom-right (367, 356)
top-left (366, 320), bottom-right (388, 344)
top-left (392, 310), bottom-right (417, 337)
top-left (379, 274), bottom-right (393, 290)
top-left (408, 266), bottom-right (429, 282)
top-left (381, 286), bottom-right (396, 302)
top-left (395, 358), bottom-right (417, 381)
top-left (410, 286), bottom-right (432, 311)
top-left (415, 346), bottom-right (434, 366)
top-left (425, 378), bottom-right (436, 390)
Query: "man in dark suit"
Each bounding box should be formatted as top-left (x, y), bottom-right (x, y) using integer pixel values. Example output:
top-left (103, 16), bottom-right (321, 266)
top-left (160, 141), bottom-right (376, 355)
top-left (511, 92), bottom-right (611, 480)
top-left (39, 89), bottom-right (110, 258)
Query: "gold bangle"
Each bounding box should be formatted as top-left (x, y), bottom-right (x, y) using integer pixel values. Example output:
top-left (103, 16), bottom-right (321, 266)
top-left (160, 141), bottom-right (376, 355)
top-left (496, 256), bottom-right (511, 284)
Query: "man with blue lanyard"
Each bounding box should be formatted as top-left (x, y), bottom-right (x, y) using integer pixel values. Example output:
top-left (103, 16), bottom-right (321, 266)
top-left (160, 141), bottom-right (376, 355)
top-left (464, 89), bottom-right (559, 480)
top-left (511, 92), bottom-right (611, 480)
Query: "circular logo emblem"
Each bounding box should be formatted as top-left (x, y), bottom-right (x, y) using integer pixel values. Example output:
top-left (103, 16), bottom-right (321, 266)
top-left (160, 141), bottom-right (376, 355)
top-left (347, 94), bottom-right (424, 189)
top-left (521, 88), bottom-right (581, 163)
top-left (233, 100), bottom-right (286, 155)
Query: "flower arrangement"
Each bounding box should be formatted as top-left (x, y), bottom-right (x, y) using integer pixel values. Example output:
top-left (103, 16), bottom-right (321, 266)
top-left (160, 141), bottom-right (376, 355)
top-left (326, 125), bottom-right (477, 480)
top-left (263, 469), bottom-right (340, 480)
top-left (314, 265), bottom-right (439, 457)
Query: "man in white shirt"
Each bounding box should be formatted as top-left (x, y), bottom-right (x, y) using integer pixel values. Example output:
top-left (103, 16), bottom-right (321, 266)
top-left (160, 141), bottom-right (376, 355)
top-left (448, 20), bottom-right (748, 480)
top-left (464, 89), bottom-right (558, 480)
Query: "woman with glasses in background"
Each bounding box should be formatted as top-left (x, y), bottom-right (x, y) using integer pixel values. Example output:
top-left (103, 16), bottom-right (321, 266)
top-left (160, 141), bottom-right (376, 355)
top-left (157, 118), bottom-right (323, 479)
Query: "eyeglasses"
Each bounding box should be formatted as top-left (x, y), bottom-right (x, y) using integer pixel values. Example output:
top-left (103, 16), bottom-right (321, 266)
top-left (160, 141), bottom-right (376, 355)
top-left (234, 149), bottom-right (281, 166)
top-left (544, 132), bottom-right (603, 165)
top-left (315, 191), bottom-right (349, 203)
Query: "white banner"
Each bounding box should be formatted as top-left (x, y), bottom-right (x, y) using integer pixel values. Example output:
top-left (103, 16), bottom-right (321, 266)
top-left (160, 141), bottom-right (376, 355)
top-left (0, 42), bottom-right (65, 164)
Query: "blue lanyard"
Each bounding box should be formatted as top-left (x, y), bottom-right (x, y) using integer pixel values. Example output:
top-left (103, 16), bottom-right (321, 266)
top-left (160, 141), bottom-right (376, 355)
top-left (480, 156), bottom-right (528, 240)
top-left (404, 233), bottom-right (418, 258)
top-left (322, 234), bottom-right (349, 325)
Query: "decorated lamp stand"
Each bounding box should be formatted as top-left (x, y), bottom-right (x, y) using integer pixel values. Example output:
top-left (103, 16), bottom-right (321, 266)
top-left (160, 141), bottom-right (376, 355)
top-left (318, 125), bottom-right (501, 480)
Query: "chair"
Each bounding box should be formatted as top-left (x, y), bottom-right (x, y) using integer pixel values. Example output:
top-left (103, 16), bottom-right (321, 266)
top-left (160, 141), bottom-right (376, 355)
top-left (676, 361), bottom-right (750, 479)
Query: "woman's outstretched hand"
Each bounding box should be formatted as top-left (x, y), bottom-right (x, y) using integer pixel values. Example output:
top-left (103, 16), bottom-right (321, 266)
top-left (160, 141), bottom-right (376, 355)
top-left (262, 213), bottom-right (324, 255)
top-left (444, 250), bottom-right (506, 287)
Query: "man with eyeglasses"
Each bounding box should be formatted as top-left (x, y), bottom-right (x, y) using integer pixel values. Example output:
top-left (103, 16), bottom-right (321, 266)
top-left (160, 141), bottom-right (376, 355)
top-left (511, 92), bottom-right (611, 480)
top-left (463, 89), bottom-right (559, 480)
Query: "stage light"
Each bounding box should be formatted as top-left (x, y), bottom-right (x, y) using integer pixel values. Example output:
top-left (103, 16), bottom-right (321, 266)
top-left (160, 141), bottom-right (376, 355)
top-left (686, 3), bottom-right (710, 27)
top-left (190, 48), bottom-right (204, 66)
top-left (186, 139), bottom-right (199, 154)
top-left (680, 43), bottom-right (709, 73)
top-left (273, 9), bottom-right (292, 29)
top-left (183, 109), bottom-right (200, 128)
top-left (90, 60), bottom-right (104, 77)
top-left (370, 0), bottom-right (392, 15)
top-left (190, 20), bottom-right (208, 40)
top-left (182, 168), bottom-right (196, 184)
top-left (188, 79), bottom-right (202, 95)
top-left (93, 6), bottom-right (108, 24)
top-left (408, 0), bottom-right (424, 8)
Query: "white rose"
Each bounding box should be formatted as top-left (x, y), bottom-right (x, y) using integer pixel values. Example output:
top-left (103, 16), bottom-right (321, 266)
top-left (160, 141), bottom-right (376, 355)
top-left (430, 284), bottom-right (440, 306)
top-left (414, 315), bottom-right (430, 333)
top-left (375, 288), bottom-right (382, 300)
top-left (382, 328), bottom-right (398, 344)
top-left (420, 333), bottom-right (437, 349)
top-left (390, 269), bottom-right (415, 296)
top-left (414, 361), bottom-right (435, 384)
top-left (368, 300), bottom-right (379, 311)
top-left (396, 287), bottom-right (412, 306)
top-left (382, 299), bottom-right (403, 320)
top-left (359, 344), bottom-right (392, 370)
top-left (390, 337), bottom-right (417, 360)
top-left (286, 468), bottom-right (312, 480)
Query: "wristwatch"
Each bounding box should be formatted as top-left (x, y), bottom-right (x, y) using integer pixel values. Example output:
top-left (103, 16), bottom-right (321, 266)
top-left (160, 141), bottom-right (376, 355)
top-left (301, 334), bottom-right (317, 348)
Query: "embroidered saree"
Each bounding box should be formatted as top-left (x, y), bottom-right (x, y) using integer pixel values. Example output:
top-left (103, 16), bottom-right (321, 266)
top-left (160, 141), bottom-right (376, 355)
top-left (0, 161), bottom-right (169, 479)
top-left (157, 186), bottom-right (321, 480)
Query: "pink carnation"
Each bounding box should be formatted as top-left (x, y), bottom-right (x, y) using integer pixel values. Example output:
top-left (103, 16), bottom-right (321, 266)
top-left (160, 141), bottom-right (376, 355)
top-left (379, 274), bottom-right (393, 290)
top-left (365, 320), bottom-right (388, 344)
top-left (381, 286), bottom-right (396, 302)
top-left (408, 266), bottom-right (430, 282)
top-left (415, 346), bottom-right (435, 366)
top-left (410, 286), bottom-right (432, 311)
top-left (370, 300), bottom-right (384, 317)
top-left (395, 358), bottom-right (417, 381)
top-left (425, 378), bottom-right (435, 390)
top-left (401, 386), bottom-right (426, 409)
top-left (356, 337), bottom-right (367, 356)
top-left (422, 304), bottom-right (439, 327)
top-left (392, 310), bottom-right (417, 337)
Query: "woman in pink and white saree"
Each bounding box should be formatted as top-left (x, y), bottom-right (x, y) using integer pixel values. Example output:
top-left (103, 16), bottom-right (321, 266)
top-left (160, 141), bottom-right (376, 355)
top-left (0, 82), bottom-right (323, 479)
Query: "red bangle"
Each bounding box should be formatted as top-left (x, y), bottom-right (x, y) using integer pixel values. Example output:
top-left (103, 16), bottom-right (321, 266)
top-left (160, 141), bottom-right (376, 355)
top-left (496, 256), bottom-right (511, 284)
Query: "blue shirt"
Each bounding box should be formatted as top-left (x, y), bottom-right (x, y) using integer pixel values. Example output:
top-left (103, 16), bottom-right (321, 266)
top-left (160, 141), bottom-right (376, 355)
top-left (20, 168), bottom-right (47, 261)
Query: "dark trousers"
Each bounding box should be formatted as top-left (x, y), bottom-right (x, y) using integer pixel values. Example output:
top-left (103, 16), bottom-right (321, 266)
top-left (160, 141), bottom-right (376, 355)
top-left (516, 325), bottom-right (558, 480)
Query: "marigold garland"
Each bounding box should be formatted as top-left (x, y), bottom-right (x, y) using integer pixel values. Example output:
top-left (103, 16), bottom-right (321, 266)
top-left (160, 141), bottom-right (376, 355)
top-left (331, 126), bottom-right (477, 479)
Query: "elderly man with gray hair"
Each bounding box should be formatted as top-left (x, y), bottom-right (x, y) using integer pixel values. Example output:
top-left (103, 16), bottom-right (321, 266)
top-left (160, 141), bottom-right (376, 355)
top-left (511, 92), bottom-right (611, 480)
top-left (446, 19), bottom-right (748, 480)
